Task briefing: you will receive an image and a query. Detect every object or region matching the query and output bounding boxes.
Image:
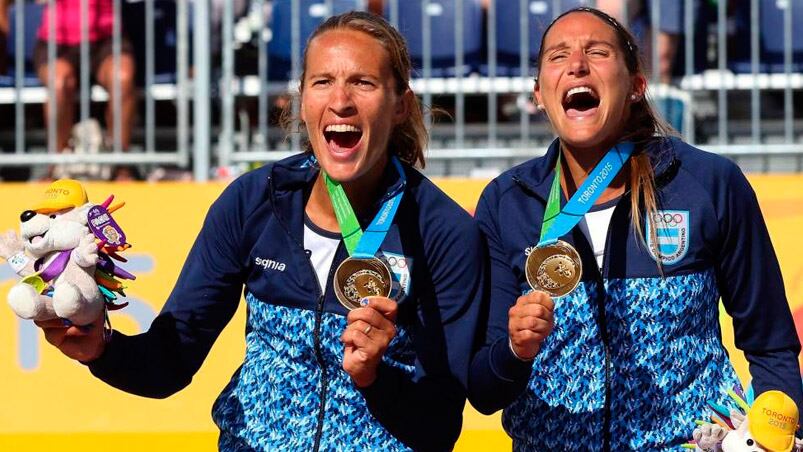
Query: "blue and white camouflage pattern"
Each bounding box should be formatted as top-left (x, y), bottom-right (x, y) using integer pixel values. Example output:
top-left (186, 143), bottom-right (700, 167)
top-left (504, 270), bottom-right (741, 451)
top-left (213, 293), bottom-right (415, 451)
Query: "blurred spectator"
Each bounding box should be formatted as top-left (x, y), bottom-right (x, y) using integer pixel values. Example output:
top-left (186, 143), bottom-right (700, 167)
top-left (367, 0), bottom-right (383, 15)
top-left (33, 0), bottom-right (137, 180)
top-left (210, 0), bottom-right (249, 59)
top-left (0, 0), bottom-right (8, 75)
top-left (597, 0), bottom-right (681, 83)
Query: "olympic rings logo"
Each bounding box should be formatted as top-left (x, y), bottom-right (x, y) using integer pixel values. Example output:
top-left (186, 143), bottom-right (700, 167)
top-left (652, 212), bottom-right (684, 226)
top-left (386, 256), bottom-right (407, 268)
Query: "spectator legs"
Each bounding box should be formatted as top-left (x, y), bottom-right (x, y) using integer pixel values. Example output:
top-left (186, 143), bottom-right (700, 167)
top-left (95, 53), bottom-right (137, 151)
top-left (38, 58), bottom-right (76, 153)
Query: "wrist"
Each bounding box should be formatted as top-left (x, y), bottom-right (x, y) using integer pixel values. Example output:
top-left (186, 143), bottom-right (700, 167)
top-left (78, 338), bottom-right (108, 365)
top-left (509, 337), bottom-right (537, 362)
top-left (350, 367), bottom-right (378, 388)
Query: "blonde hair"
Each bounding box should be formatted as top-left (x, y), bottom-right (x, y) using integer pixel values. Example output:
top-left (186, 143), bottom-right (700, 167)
top-left (535, 7), bottom-right (677, 253)
top-left (293, 11), bottom-right (427, 168)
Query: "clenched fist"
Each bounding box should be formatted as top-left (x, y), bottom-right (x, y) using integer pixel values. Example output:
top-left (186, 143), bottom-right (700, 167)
top-left (508, 291), bottom-right (555, 360)
top-left (341, 296), bottom-right (397, 388)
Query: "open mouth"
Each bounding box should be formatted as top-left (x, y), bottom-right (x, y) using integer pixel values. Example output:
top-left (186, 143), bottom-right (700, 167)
top-left (562, 86), bottom-right (600, 116)
top-left (324, 124), bottom-right (363, 151)
top-left (28, 233), bottom-right (45, 246)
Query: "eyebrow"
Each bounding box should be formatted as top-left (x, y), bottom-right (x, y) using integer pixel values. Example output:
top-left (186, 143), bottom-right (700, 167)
top-left (543, 39), bottom-right (617, 55)
top-left (306, 71), bottom-right (382, 80)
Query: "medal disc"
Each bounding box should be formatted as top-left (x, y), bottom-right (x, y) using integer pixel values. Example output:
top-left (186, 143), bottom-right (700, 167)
top-left (525, 240), bottom-right (582, 297)
top-left (334, 257), bottom-right (392, 310)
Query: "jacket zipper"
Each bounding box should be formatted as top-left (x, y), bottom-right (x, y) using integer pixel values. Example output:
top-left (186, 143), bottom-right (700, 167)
top-left (515, 173), bottom-right (614, 451)
top-left (597, 194), bottom-right (631, 452)
top-left (269, 177), bottom-right (331, 452)
top-left (595, 286), bottom-right (613, 452)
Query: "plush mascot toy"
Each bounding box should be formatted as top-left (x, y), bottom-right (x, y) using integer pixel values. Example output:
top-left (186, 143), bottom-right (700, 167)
top-left (0, 179), bottom-right (133, 326)
top-left (685, 388), bottom-right (802, 452)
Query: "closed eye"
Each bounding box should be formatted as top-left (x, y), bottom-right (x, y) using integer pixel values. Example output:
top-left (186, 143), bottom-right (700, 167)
top-left (587, 49), bottom-right (609, 57)
top-left (310, 78), bottom-right (331, 87)
top-left (352, 77), bottom-right (378, 89)
top-left (548, 52), bottom-right (568, 62)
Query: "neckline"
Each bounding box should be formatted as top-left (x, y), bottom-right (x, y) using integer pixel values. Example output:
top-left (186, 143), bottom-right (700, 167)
top-left (303, 212), bottom-right (342, 240)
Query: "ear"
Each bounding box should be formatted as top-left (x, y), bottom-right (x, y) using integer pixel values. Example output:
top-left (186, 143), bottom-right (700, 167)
top-left (631, 73), bottom-right (647, 101)
top-left (534, 81), bottom-right (543, 110)
top-left (393, 89), bottom-right (413, 126)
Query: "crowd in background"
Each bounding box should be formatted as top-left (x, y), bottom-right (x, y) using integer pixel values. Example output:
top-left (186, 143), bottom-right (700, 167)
top-left (0, 0), bottom-right (787, 181)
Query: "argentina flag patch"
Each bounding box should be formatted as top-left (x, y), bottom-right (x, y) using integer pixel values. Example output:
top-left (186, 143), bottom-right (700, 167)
top-left (646, 210), bottom-right (690, 265)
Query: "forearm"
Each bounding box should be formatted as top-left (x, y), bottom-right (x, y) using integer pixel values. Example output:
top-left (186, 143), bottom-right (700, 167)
top-left (468, 336), bottom-right (533, 414)
top-left (469, 193), bottom-right (534, 414)
top-left (87, 319), bottom-right (197, 398)
top-left (746, 348), bottom-right (803, 425)
top-left (86, 174), bottom-right (248, 397)
top-left (359, 363), bottom-right (465, 451)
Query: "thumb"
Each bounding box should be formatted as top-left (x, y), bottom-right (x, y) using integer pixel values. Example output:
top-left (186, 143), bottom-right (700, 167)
top-left (360, 296), bottom-right (397, 322)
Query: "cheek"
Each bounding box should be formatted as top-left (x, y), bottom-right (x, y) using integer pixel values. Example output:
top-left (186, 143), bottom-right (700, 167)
top-left (300, 95), bottom-right (324, 123)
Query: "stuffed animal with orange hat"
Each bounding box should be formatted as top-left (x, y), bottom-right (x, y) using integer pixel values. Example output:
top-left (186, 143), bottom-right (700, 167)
top-left (686, 388), bottom-right (803, 452)
top-left (0, 179), bottom-right (132, 327)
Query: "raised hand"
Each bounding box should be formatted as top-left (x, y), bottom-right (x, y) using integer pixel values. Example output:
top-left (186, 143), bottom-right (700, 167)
top-left (508, 291), bottom-right (555, 360)
top-left (341, 296), bottom-right (398, 388)
top-left (34, 313), bottom-right (106, 363)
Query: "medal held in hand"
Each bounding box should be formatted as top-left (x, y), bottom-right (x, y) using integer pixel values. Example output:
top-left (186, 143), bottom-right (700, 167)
top-left (334, 257), bottom-right (392, 309)
top-left (526, 142), bottom-right (634, 297)
top-left (326, 157), bottom-right (405, 310)
top-left (525, 240), bottom-right (582, 297)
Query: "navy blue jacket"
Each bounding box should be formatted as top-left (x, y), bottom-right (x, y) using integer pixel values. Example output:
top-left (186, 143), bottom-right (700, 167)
top-left (468, 137), bottom-right (802, 450)
top-left (88, 153), bottom-right (486, 451)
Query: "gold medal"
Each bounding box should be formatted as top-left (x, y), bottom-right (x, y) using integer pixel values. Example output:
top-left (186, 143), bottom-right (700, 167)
top-left (334, 257), bottom-right (392, 310)
top-left (525, 240), bottom-right (582, 297)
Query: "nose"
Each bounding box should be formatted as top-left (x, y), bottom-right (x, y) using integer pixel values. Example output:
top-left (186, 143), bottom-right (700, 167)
top-left (20, 210), bottom-right (36, 222)
top-left (567, 51), bottom-right (589, 77)
top-left (329, 84), bottom-right (356, 116)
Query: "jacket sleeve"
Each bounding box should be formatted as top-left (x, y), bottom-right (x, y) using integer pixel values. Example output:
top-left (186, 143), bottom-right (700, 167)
top-left (715, 162), bottom-right (803, 413)
top-left (466, 181), bottom-right (533, 415)
top-left (358, 199), bottom-right (487, 451)
top-left (87, 180), bottom-right (249, 398)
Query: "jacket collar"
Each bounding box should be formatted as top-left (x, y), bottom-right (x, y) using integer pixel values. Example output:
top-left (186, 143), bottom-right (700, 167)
top-left (267, 152), bottom-right (408, 225)
top-left (511, 136), bottom-right (680, 201)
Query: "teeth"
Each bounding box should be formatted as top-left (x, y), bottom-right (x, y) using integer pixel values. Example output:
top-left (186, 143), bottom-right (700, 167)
top-left (325, 124), bottom-right (361, 133)
top-left (565, 86), bottom-right (595, 100)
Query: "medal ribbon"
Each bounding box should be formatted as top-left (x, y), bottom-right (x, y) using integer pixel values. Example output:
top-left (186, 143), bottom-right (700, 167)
top-left (324, 156), bottom-right (406, 259)
top-left (538, 141), bottom-right (634, 246)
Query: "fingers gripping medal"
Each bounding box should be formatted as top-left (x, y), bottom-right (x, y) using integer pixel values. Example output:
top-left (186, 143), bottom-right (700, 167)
top-left (526, 142), bottom-right (634, 297)
top-left (326, 157), bottom-right (405, 310)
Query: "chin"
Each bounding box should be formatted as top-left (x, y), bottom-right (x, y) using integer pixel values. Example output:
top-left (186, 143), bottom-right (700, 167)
top-left (560, 133), bottom-right (606, 150)
top-left (317, 157), bottom-right (366, 182)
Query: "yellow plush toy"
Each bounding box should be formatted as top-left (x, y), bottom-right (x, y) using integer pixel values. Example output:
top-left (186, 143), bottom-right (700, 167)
top-left (688, 389), bottom-right (801, 452)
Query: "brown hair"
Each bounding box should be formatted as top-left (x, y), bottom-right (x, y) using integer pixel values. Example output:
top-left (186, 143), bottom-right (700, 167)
top-left (293, 11), bottom-right (427, 168)
top-left (535, 7), bottom-right (675, 251)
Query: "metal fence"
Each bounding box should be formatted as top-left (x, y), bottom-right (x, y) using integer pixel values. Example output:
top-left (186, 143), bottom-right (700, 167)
top-left (0, 0), bottom-right (801, 180)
